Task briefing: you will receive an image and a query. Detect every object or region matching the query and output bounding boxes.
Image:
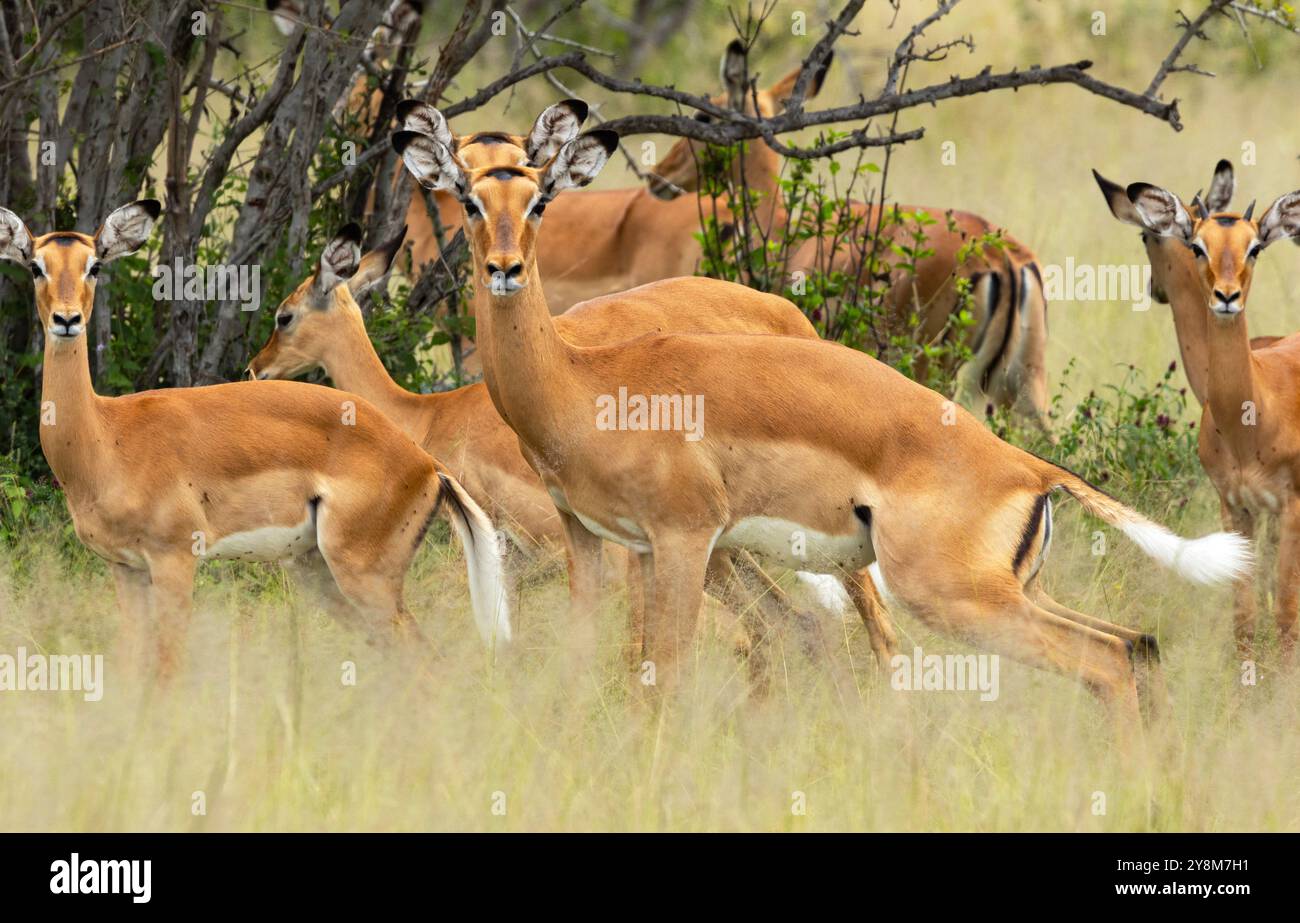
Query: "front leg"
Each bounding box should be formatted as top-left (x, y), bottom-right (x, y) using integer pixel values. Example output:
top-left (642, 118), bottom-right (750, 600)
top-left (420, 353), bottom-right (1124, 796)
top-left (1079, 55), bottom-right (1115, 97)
top-left (147, 552), bottom-right (197, 681)
top-left (1221, 499), bottom-right (1257, 659)
top-left (642, 529), bottom-right (714, 693)
top-left (1273, 498), bottom-right (1300, 661)
top-left (557, 509), bottom-right (604, 650)
top-left (110, 563), bottom-right (151, 668)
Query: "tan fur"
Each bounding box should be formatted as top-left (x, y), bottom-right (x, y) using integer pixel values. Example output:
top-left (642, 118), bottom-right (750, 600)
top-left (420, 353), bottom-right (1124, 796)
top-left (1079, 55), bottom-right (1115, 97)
top-left (392, 115), bottom-right (1251, 722)
top-left (1099, 176), bottom-right (1300, 656)
top-left (400, 53), bottom-right (1051, 431)
top-left (10, 210), bottom-right (504, 673)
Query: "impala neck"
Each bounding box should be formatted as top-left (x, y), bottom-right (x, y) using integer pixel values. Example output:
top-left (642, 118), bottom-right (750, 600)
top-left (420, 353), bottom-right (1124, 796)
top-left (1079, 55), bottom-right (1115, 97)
top-left (1203, 311), bottom-right (1260, 460)
top-left (39, 334), bottom-right (106, 496)
top-left (319, 310), bottom-right (430, 437)
top-left (473, 261), bottom-right (582, 445)
top-left (1149, 240), bottom-right (1213, 405)
top-left (714, 140), bottom-right (784, 235)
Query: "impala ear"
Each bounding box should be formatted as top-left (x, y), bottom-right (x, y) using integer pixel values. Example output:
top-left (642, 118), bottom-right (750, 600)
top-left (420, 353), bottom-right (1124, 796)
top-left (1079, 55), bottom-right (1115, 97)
top-left (317, 223), bottom-right (363, 294)
top-left (525, 99), bottom-right (588, 166)
top-left (0, 208), bottom-right (34, 264)
top-left (395, 99), bottom-right (453, 149)
top-left (392, 129), bottom-right (468, 198)
top-left (348, 225), bottom-right (407, 297)
top-left (1127, 182), bottom-right (1195, 243)
top-left (1256, 190), bottom-right (1300, 248)
top-left (1091, 169), bottom-right (1146, 228)
top-left (767, 52), bottom-right (833, 110)
top-left (1205, 159), bottom-right (1234, 213)
top-left (721, 39), bottom-right (748, 109)
top-left (95, 199), bottom-right (160, 261)
top-left (540, 131), bottom-right (618, 199)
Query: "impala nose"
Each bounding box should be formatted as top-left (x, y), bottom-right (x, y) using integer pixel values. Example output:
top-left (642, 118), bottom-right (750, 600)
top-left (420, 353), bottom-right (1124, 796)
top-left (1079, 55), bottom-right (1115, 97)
top-left (50, 312), bottom-right (83, 336)
top-left (1211, 289), bottom-right (1242, 315)
top-left (485, 260), bottom-right (525, 294)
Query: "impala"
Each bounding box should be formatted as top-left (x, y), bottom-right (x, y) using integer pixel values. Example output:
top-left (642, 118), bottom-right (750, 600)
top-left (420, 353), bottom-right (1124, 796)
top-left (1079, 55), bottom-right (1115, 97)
top-left (393, 109), bottom-right (1252, 719)
top-left (245, 217), bottom-right (828, 658)
top-left (645, 41), bottom-right (1051, 433)
top-left (0, 201), bottom-right (509, 674)
top-left (1094, 160), bottom-right (1280, 406)
top-left (1098, 178), bottom-right (1300, 656)
top-left (398, 42), bottom-right (1050, 431)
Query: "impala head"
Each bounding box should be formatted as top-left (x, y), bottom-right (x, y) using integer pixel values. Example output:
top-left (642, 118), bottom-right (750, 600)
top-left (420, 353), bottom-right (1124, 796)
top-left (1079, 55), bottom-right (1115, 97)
top-left (646, 40), bottom-right (832, 200)
top-left (247, 223), bottom-right (406, 380)
top-left (1106, 179), bottom-right (1300, 319)
top-left (393, 103), bottom-right (616, 297)
top-left (0, 200), bottom-right (159, 345)
top-left (1093, 161), bottom-right (1235, 305)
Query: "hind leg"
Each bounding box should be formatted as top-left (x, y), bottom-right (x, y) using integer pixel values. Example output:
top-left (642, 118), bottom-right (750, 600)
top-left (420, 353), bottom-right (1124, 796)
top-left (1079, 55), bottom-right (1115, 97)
top-left (843, 566), bottom-right (899, 671)
top-left (1029, 582), bottom-right (1168, 721)
top-left (899, 581), bottom-right (1140, 728)
top-left (314, 503), bottom-right (427, 646)
top-left (282, 549), bottom-right (367, 633)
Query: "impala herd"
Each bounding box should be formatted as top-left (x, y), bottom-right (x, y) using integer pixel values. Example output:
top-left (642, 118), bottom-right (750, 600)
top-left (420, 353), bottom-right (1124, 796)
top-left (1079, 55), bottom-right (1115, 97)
top-left (5, 29), bottom-right (1300, 732)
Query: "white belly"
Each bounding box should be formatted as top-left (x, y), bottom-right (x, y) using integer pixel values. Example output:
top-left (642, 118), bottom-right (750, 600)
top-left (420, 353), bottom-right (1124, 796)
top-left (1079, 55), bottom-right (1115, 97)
top-left (719, 516), bottom-right (874, 571)
top-left (207, 515), bottom-right (317, 562)
top-left (546, 487), bottom-right (652, 553)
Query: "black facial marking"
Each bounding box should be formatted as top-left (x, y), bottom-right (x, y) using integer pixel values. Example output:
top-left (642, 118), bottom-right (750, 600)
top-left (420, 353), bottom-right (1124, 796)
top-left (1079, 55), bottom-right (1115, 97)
top-left (1214, 216), bottom-right (1238, 227)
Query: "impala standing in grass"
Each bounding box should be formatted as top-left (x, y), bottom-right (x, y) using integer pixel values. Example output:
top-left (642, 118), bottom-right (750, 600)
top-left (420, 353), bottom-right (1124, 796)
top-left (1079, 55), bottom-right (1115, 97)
top-left (392, 108), bottom-right (1252, 721)
top-left (0, 201), bottom-right (510, 674)
top-left (1096, 178), bottom-right (1300, 657)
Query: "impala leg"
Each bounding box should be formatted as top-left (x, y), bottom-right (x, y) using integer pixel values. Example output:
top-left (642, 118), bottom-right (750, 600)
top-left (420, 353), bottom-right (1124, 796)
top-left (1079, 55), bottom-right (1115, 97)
top-left (558, 510), bottom-right (604, 652)
top-left (643, 531), bottom-right (714, 692)
top-left (147, 553), bottom-right (197, 681)
top-left (843, 567), bottom-right (899, 672)
top-left (1029, 582), bottom-right (1168, 722)
top-left (706, 551), bottom-right (772, 696)
top-left (110, 563), bottom-right (151, 668)
top-left (904, 584), bottom-right (1141, 729)
top-left (1221, 501), bottom-right (1258, 658)
top-left (1273, 500), bottom-right (1300, 662)
top-left (282, 549), bottom-right (366, 634)
top-left (625, 549), bottom-right (648, 670)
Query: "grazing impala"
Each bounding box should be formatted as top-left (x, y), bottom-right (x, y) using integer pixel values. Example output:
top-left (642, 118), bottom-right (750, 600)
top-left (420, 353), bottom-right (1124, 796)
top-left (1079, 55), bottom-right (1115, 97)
top-left (646, 42), bottom-right (1051, 432)
top-left (1098, 178), bottom-right (1300, 657)
top-left (0, 201), bottom-right (509, 673)
top-left (393, 109), bottom-right (1251, 719)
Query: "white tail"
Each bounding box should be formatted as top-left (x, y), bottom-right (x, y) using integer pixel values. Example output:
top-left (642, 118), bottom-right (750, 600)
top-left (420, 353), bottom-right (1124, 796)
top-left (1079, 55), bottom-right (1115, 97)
top-left (1051, 469), bottom-right (1254, 586)
top-left (438, 473), bottom-right (512, 644)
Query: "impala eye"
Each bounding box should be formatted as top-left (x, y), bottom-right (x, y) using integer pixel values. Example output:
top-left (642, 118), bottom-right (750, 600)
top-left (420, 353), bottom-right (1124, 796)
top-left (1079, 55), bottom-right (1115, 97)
top-left (29, 261), bottom-right (43, 279)
top-left (530, 200), bottom-right (547, 218)
top-left (1247, 242), bottom-right (1262, 260)
top-left (88, 261), bottom-right (102, 278)
top-left (276, 313), bottom-right (293, 328)
top-left (463, 200), bottom-right (481, 219)
top-left (1190, 242), bottom-right (1207, 259)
